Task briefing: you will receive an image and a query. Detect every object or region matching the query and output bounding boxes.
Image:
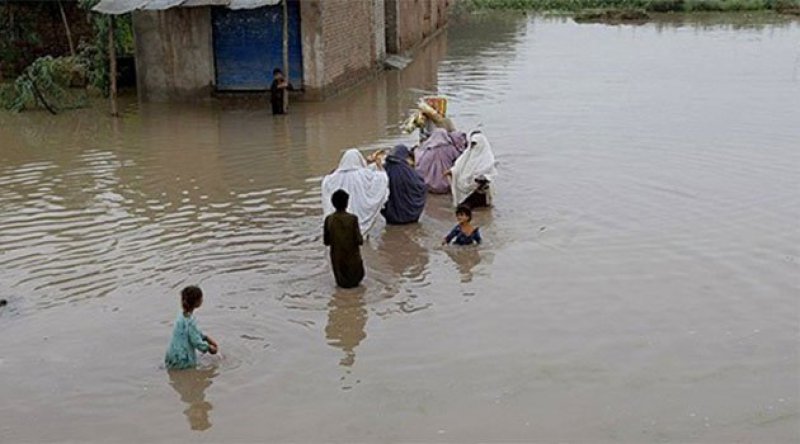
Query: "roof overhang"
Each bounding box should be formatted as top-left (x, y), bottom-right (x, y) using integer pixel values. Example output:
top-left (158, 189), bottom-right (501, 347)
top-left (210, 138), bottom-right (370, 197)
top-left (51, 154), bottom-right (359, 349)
top-left (92, 0), bottom-right (281, 14)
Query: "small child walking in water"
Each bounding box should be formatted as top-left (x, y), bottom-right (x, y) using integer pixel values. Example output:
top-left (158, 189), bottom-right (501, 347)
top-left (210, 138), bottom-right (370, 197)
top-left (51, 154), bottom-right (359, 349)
top-left (165, 286), bottom-right (218, 370)
top-left (442, 206), bottom-right (482, 246)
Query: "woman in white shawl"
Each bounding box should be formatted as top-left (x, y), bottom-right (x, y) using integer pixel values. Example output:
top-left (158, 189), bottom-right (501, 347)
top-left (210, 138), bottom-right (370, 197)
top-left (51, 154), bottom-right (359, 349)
top-left (322, 149), bottom-right (390, 235)
top-left (449, 131), bottom-right (498, 208)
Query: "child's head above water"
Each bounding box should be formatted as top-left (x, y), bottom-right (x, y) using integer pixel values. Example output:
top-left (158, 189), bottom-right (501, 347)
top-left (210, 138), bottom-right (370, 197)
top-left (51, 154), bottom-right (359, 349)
top-left (181, 285), bottom-right (203, 314)
top-left (332, 189), bottom-right (349, 212)
top-left (456, 205), bottom-right (472, 223)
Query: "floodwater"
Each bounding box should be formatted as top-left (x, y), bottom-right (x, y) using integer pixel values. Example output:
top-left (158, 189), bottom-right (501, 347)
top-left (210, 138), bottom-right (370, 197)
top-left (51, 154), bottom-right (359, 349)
top-left (1, 12), bottom-right (799, 443)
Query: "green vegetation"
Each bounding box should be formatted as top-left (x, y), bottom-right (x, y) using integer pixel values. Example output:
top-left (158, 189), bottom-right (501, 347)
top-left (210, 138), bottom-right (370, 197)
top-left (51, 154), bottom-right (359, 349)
top-left (78, 0), bottom-right (134, 95)
top-left (465, 0), bottom-right (800, 12)
top-left (1, 3), bottom-right (43, 78)
top-left (573, 8), bottom-right (651, 22)
top-left (1, 0), bottom-right (133, 113)
top-left (0, 55), bottom-right (89, 113)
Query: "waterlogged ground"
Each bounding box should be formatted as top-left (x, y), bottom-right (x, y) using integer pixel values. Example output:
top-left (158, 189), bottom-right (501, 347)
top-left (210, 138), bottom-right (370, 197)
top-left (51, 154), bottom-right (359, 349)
top-left (0, 12), bottom-right (798, 443)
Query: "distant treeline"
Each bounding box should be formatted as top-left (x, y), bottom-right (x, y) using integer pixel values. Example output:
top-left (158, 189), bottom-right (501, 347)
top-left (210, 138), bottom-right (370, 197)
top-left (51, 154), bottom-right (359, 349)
top-left (465, 0), bottom-right (800, 12)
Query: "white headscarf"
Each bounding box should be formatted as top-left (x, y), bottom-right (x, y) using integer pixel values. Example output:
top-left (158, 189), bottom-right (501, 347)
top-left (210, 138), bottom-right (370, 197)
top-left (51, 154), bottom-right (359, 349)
top-left (322, 149), bottom-right (390, 234)
top-left (450, 131), bottom-right (498, 207)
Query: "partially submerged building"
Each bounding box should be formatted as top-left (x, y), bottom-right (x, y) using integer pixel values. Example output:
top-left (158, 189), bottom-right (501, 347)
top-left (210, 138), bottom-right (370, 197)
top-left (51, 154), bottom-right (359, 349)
top-left (92, 0), bottom-right (452, 101)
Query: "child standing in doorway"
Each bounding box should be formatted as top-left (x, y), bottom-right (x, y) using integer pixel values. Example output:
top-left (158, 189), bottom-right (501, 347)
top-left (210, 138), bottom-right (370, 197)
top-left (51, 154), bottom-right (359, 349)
top-left (165, 286), bottom-right (218, 370)
top-left (442, 206), bottom-right (482, 246)
top-left (270, 67), bottom-right (290, 115)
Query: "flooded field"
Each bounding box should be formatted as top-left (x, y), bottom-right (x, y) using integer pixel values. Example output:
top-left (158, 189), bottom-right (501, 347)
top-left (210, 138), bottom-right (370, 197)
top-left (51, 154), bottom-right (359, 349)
top-left (1, 12), bottom-right (799, 443)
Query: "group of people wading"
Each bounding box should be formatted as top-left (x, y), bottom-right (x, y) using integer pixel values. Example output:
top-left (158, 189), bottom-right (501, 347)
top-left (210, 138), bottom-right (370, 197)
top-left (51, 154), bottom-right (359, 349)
top-left (164, 99), bottom-right (497, 370)
top-left (322, 123), bottom-right (498, 289)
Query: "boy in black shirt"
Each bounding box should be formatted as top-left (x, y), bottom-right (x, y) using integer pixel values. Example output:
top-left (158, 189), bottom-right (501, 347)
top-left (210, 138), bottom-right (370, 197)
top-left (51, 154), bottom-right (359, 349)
top-left (270, 68), bottom-right (289, 115)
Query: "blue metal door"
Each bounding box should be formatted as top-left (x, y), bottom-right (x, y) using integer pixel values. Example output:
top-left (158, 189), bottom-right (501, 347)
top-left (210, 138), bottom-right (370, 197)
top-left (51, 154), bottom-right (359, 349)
top-left (212, 1), bottom-right (303, 90)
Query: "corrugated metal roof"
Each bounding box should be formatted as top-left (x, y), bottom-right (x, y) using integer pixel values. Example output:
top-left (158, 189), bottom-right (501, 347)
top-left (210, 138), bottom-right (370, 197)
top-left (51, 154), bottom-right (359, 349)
top-left (141, 0), bottom-right (186, 10)
top-left (228, 0), bottom-right (280, 9)
top-left (92, 0), bottom-right (280, 14)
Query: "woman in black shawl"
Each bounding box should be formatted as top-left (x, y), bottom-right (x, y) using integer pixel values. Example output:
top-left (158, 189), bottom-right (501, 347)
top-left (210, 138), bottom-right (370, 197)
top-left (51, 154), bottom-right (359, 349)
top-left (381, 144), bottom-right (427, 225)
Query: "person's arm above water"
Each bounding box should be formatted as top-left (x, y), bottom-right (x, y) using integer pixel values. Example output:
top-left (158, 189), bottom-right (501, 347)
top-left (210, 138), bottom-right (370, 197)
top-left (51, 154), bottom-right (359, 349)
top-left (354, 216), bottom-right (363, 246)
top-left (187, 317), bottom-right (211, 354)
top-left (442, 226), bottom-right (459, 245)
top-left (203, 335), bottom-right (219, 354)
top-left (473, 228), bottom-right (482, 245)
top-left (323, 216), bottom-right (331, 246)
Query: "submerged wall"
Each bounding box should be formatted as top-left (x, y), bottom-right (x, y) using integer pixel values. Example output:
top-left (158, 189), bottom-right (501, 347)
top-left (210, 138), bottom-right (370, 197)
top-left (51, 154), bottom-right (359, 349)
top-left (387, 0), bottom-right (451, 54)
top-left (132, 8), bottom-right (214, 101)
top-left (129, 0), bottom-right (448, 102)
top-left (301, 0), bottom-right (386, 100)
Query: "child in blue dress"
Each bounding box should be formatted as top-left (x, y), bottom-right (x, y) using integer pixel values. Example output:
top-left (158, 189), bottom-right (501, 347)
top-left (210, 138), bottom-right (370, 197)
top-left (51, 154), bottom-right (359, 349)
top-left (442, 206), bottom-right (482, 246)
top-left (165, 286), bottom-right (218, 370)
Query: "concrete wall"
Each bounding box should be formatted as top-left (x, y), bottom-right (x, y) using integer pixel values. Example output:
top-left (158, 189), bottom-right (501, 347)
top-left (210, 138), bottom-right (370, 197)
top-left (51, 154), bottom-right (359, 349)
top-left (299, 0), bottom-right (324, 99)
top-left (129, 0), bottom-right (444, 102)
top-left (132, 8), bottom-right (215, 101)
top-left (387, 0), bottom-right (451, 54)
top-left (372, 0), bottom-right (386, 62)
top-left (385, 0), bottom-right (398, 54)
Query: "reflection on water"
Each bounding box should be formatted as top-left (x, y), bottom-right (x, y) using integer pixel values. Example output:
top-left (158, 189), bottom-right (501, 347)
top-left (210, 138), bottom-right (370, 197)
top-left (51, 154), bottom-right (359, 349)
top-left (378, 224), bottom-right (430, 282)
top-left (0, 11), bottom-right (798, 443)
top-left (168, 368), bottom-right (217, 431)
top-left (325, 288), bottom-right (367, 368)
top-left (444, 247), bottom-right (483, 284)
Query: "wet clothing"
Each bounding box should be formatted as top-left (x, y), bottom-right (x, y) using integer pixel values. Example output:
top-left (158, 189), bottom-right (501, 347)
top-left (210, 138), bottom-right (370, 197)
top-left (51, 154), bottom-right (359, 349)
top-left (451, 131), bottom-right (498, 208)
top-left (165, 313), bottom-right (211, 370)
top-left (321, 149), bottom-right (390, 235)
top-left (382, 145), bottom-right (427, 224)
top-left (445, 225), bottom-right (482, 246)
top-left (415, 129), bottom-right (466, 194)
top-left (270, 79), bottom-right (287, 114)
top-left (460, 179), bottom-right (491, 210)
top-left (324, 211), bottom-right (365, 288)
top-left (419, 118), bottom-right (438, 143)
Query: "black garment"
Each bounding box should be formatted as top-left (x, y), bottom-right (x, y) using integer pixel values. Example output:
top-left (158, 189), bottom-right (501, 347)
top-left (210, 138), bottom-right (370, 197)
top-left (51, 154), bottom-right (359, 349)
top-left (270, 79), bottom-right (286, 115)
top-left (323, 211), bottom-right (365, 288)
top-left (461, 179), bottom-right (490, 209)
top-left (381, 144), bottom-right (427, 225)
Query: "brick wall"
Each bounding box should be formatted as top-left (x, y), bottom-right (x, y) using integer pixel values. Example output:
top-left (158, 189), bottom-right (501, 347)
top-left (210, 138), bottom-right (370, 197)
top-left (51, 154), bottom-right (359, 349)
top-left (319, 0), bottom-right (380, 96)
top-left (390, 0), bottom-right (450, 54)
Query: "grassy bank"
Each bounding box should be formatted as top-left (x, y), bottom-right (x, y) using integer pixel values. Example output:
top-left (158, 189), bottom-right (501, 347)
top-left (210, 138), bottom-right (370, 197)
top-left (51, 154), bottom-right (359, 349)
top-left (465, 0), bottom-right (800, 13)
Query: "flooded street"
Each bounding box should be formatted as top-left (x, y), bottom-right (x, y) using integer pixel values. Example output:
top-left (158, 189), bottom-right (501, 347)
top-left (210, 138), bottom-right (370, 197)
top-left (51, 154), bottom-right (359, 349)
top-left (1, 12), bottom-right (799, 442)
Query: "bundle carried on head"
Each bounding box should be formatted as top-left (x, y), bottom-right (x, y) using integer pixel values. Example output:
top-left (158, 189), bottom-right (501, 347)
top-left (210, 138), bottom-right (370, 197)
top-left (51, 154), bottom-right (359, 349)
top-left (401, 96), bottom-right (449, 134)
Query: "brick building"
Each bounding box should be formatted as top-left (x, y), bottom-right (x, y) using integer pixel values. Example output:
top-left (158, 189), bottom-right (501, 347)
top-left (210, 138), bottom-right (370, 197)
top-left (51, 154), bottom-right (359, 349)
top-left (92, 0), bottom-right (452, 101)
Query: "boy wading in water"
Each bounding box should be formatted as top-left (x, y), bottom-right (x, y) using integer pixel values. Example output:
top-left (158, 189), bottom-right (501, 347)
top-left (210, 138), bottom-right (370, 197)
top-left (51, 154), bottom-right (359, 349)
top-left (165, 286), bottom-right (218, 370)
top-left (270, 68), bottom-right (290, 115)
top-left (442, 206), bottom-right (482, 246)
top-left (323, 189), bottom-right (365, 288)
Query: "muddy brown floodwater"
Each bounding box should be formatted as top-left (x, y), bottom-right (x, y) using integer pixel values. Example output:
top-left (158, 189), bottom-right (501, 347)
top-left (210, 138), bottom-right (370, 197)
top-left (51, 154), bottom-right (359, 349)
top-left (1, 12), bottom-right (799, 443)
